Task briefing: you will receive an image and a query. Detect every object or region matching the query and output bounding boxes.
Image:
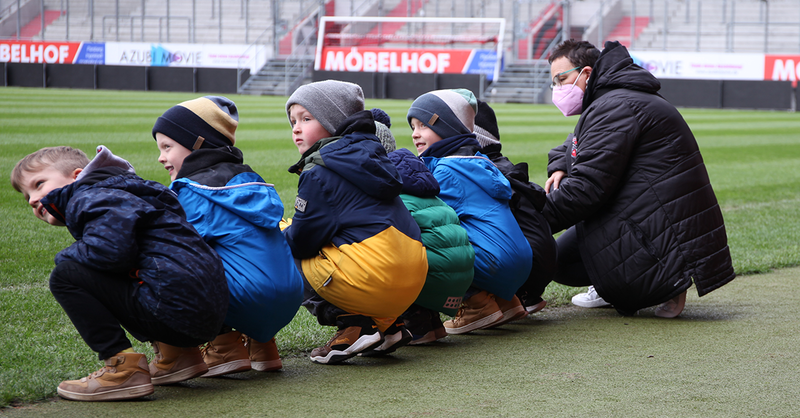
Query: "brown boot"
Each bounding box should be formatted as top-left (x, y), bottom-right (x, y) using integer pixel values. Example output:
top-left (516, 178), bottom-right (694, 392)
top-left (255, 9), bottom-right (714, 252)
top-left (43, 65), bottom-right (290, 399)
top-left (245, 336), bottom-right (283, 372)
top-left (200, 331), bottom-right (251, 377)
top-left (149, 341), bottom-right (209, 385)
top-left (490, 294), bottom-right (528, 328)
top-left (57, 352), bottom-right (153, 401)
top-left (443, 290), bottom-right (503, 335)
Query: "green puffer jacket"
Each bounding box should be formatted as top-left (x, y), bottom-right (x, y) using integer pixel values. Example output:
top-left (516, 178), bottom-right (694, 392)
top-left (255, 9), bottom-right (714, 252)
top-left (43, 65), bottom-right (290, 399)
top-left (389, 149), bottom-right (474, 315)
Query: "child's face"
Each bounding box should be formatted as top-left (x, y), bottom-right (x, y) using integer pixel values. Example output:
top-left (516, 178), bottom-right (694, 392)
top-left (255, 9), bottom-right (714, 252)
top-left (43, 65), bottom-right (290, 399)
top-left (410, 117), bottom-right (443, 155)
top-left (156, 133), bottom-right (192, 181)
top-left (289, 104), bottom-right (331, 155)
top-left (17, 166), bottom-right (81, 226)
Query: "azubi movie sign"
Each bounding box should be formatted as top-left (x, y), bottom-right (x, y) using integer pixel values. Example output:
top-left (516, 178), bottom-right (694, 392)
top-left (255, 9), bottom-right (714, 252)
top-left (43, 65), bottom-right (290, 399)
top-left (316, 46), bottom-right (501, 80)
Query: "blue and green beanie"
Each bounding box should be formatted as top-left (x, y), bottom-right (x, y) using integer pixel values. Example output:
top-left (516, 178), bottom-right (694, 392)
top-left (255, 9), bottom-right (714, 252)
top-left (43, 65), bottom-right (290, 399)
top-left (406, 89), bottom-right (478, 140)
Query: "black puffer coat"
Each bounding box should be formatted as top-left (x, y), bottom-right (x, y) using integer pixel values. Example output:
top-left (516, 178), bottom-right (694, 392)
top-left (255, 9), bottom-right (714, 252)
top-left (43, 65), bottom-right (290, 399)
top-left (543, 41), bottom-right (735, 312)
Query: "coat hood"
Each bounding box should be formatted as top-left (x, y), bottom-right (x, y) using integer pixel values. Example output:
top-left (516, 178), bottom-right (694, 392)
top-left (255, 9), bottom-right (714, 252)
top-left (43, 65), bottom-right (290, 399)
top-left (388, 148), bottom-right (440, 198)
top-left (291, 110), bottom-right (402, 200)
top-left (583, 41), bottom-right (661, 108)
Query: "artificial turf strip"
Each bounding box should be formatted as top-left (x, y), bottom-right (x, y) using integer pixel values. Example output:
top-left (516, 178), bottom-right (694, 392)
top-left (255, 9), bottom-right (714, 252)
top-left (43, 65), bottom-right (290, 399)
top-left (4, 267), bottom-right (800, 417)
top-left (1, 87), bottom-right (799, 408)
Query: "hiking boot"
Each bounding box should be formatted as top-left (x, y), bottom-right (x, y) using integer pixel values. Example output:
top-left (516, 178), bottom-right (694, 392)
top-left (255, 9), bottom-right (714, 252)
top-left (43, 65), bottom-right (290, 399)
top-left (245, 336), bottom-right (282, 372)
top-left (148, 342), bottom-right (208, 385)
top-left (359, 321), bottom-right (412, 356)
top-left (490, 294), bottom-right (528, 328)
top-left (405, 308), bottom-right (447, 345)
top-left (655, 290), bottom-right (687, 318)
top-left (200, 331), bottom-right (252, 377)
top-left (309, 315), bottom-right (383, 364)
top-left (571, 286), bottom-right (611, 308)
top-left (57, 352), bottom-right (153, 401)
top-left (443, 290), bottom-right (503, 335)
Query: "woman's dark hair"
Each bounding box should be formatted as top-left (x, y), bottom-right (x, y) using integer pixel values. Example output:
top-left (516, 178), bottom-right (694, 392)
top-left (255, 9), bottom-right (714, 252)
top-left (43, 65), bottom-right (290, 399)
top-left (548, 39), bottom-right (601, 68)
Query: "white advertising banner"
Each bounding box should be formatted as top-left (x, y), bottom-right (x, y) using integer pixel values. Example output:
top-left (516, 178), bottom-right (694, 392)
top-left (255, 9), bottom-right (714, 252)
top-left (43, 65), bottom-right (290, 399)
top-left (628, 50), bottom-right (764, 80)
top-left (103, 42), bottom-right (269, 72)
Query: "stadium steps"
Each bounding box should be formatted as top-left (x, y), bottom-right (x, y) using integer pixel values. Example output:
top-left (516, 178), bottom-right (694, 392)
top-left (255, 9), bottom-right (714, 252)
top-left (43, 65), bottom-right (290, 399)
top-left (238, 57), bottom-right (314, 96)
top-left (484, 61), bottom-right (550, 104)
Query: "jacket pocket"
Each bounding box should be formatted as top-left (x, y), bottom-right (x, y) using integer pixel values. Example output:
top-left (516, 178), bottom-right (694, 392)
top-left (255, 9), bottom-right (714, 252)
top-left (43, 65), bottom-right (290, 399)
top-left (624, 219), bottom-right (664, 267)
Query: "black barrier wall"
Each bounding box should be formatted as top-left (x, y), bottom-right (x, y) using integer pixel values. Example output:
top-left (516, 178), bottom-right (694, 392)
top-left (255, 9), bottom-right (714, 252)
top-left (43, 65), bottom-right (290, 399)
top-left (2, 63), bottom-right (248, 94)
top-left (1, 63), bottom-right (796, 111)
top-left (313, 71), bottom-right (485, 100)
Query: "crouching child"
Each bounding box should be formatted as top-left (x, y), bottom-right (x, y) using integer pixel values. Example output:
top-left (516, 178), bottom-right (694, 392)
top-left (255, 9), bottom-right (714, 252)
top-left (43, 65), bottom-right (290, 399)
top-left (10, 145), bottom-right (228, 401)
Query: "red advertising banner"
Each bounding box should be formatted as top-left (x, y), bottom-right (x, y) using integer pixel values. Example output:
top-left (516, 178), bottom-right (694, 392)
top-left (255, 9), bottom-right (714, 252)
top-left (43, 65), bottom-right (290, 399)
top-left (318, 47), bottom-right (473, 74)
top-left (764, 55), bottom-right (800, 86)
top-left (0, 40), bottom-right (82, 64)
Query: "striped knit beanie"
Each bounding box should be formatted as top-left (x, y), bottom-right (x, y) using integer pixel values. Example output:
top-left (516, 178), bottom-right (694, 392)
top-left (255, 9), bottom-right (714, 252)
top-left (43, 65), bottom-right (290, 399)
top-left (473, 99), bottom-right (501, 147)
top-left (286, 80), bottom-right (365, 136)
top-left (152, 96), bottom-right (238, 150)
top-left (406, 89), bottom-right (478, 140)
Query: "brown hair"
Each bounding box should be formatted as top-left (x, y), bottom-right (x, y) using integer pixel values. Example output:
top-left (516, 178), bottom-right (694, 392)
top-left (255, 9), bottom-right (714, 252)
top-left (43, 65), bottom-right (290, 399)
top-left (10, 146), bottom-right (89, 192)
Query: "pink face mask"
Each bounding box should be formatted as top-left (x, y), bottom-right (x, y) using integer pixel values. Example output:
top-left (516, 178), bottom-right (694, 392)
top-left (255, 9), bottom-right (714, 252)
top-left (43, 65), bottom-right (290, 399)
top-left (552, 68), bottom-right (586, 117)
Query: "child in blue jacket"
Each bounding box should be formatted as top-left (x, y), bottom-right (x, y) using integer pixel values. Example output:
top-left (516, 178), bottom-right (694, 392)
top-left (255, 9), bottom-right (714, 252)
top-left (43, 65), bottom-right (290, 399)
top-left (10, 145), bottom-right (229, 401)
top-left (407, 89), bottom-right (533, 335)
top-left (152, 96), bottom-right (303, 380)
top-left (284, 80), bottom-right (428, 364)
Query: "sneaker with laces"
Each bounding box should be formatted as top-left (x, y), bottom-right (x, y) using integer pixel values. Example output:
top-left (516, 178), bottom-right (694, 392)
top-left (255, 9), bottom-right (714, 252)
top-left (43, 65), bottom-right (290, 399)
top-left (245, 336), bottom-right (282, 372)
top-left (201, 331), bottom-right (252, 377)
top-left (654, 290), bottom-right (687, 318)
top-left (571, 285), bottom-right (611, 308)
top-left (443, 290), bottom-right (503, 335)
top-left (57, 352), bottom-right (154, 401)
top-left (310, 315), bottom-right (383, 364)
top-left (359, 321), bottom-right (412, 356)
top-left (149, 342), bottom-right (208, 385)
top-left (490, 294), bottom-right (528, 328)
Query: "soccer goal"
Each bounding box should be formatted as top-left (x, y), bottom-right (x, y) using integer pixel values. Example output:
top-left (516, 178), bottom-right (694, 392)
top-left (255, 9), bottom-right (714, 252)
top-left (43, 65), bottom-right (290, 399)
top-left (314, 16), bottom-right (506, 82)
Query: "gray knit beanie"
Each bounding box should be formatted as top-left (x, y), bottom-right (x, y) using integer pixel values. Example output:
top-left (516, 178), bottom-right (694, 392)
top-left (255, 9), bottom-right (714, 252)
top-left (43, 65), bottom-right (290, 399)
top-left (406, 89), bottom-right (478, 140)
top-left (285, 80), bottom-right (365, 136)
top-left (375, 121), bottom-right (396, 153)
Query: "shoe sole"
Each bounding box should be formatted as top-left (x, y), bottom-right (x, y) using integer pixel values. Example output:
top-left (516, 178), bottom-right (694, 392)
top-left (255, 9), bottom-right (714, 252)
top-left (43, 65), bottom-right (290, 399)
top-left (359, 330), bottom-right (412, 356)
top-left (444, 311), bottom-right (503, 335)
top-left (489, 306), bottom-right (528, 328)
top-left (525, 300), bottom-right (547, 314)
top-left (151, 363), bottom-right (209, 386)
top-left (310, 332), bottom-right (383, 364)
top-left (202, 359), bottom-right (251, 377)
top-left (251, 359), bottom-right (283, 372)
top-left (57, 383), bottom-right (154, 401)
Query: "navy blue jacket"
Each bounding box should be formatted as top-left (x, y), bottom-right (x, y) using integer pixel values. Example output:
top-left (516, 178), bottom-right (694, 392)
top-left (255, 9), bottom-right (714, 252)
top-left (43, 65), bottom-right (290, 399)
top-left (42, 163), bottom-right (229, 341)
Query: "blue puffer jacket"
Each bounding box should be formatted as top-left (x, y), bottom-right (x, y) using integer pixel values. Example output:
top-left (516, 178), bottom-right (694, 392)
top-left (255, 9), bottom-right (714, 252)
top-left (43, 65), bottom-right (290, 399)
top-left (388, 148), bottom-right (474, 316)
top-left (421, 134), bottom-right (532, 300)
top-left (42, 154), bottom-right (228, 342)
top-left (171, 146), bottom-right (304, 342)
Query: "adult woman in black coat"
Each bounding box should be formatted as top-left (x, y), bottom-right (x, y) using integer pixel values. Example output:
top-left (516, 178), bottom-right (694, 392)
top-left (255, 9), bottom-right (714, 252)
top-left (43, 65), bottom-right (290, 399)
top-left (542, 40), bottom-right (735, 317)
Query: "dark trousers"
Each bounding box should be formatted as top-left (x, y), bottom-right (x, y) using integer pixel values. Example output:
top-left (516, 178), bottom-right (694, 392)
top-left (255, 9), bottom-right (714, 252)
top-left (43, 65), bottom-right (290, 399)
top-left (552, 226), bottom-right (592, 287)
top-left (49, 261), bottom-right (207, 360)
top-left (513, 205), bottom-right (559, 299)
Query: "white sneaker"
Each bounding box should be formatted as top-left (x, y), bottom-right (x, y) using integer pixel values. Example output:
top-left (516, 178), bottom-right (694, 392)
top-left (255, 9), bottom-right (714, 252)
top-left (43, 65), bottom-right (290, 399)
top-left (571, 286), bottom-right (611, 308)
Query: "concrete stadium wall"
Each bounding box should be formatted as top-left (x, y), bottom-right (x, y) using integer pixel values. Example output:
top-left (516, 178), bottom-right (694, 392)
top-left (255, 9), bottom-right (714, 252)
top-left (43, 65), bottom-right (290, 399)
top-left (649, 79), bottom-right (795, 111)
top-left (1, 62), bottom-right (249, 94)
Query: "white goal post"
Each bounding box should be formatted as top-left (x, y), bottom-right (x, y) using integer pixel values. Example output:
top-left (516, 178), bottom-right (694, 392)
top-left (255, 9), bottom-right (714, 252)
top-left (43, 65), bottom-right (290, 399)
top-left (314, 16), bottom-right (506, 82)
